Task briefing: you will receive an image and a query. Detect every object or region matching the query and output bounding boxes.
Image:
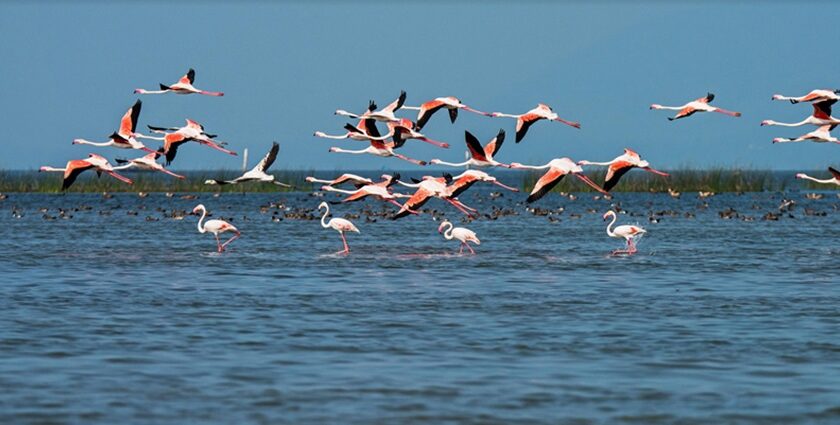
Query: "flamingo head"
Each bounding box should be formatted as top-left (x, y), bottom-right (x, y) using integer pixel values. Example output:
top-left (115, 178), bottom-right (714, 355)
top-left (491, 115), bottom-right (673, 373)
top-left (318, 201), bottom-right (328, 209)
top-left (760, 120), bottom-right (774, 126)
top-left (192, 204), bottom-right (206, 214)
top-left (305, 176), bottom-right (316, 182)
top-left (772, 138), bottom-right (784, 144)
top-left (314, 131), bottom-right (326, 137)
top-left (771, 94), bottom-right (785, 101)
top-left (437, 220), bottom-right (451, 233)
top-left (602, 210), bottom-right (616, 221)
top-left (795, 173), bottom-right (806, 179)
top-left (649, 104), bottom-right (663, 110)
top-left (328, 147), bottom-right (339, 153)
top-left (429, 159), bottom-right (443, 165)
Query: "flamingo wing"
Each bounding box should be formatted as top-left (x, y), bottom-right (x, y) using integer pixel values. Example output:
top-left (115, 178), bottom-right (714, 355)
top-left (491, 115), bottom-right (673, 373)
top-left (463, 131), bottom-right (489, 162)
top-left (812, 99), bottom-right (836, 119)
top-left (382, 90), bottom-right (406, 113)
top-left (362, 119), bottom-right (381, 138)
top-left (341, 188), bottom-right (371, 203)
top-left (603, 161), bottom-right (635, 192)
top-left (254, 142), bottom-right (279, 172)
top-left (394, 188), bottom-right (432, 219)
top-left (180, 68), bottom-right (196, 84)
top-left (62, 160), bottom-right (94, 190)
top-left (670, 106), bottom-right (697, 120)
top-left (484, 129), bottom-right (506, 158)
top-left (829, 166), bottom-right (840, 180)
top-left (526, 168), bottom-right (566, 203)
top-left (515, 114), bottom-right (541, 143)
top-left (119, 100), bottom-right (142, 135)
top-left (416, 99), bottom-right (446, 129)
top-left (448, 175), bottom-right (478, 198)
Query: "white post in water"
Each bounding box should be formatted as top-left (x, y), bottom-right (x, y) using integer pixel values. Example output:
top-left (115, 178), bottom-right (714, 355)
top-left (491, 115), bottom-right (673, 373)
top-left (242, 148), bottom-right (248, 172)
top-left (464, 150), bottom-right (470, 170)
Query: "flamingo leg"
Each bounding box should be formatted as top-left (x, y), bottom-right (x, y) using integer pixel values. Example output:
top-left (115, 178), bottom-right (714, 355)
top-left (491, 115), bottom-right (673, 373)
top-left (214, 234), bottom-right (223, 252)
top-left (159, 168), bottom-right (186, 179)
top-left (417, 137), bottom-right (450, 149)
top-left (467, 243), bottom-right (476, 255)
top-left (445, 199), bottom-right (474, 216)
top-left (459, 243), bottom-right (464, 255)
top-left (388, 199), bottom-right (420, 214)
top-left (463, 106), bottom-right (492, 117)
top-left (199, 90), bottom-right (224, 97)
top-left (338, 231), bottom-right (350, 254)
top-left (393, 153), bottom-right (427, 166)
top-left (713, 108), bottom-right (741, 117)
top-left (492, 180), bottom-right (519, 192)
top-left (553, 117), bottom-right (581, 129)
top-left (221, 231), bottom-right (240, 251)
top-left (106, 171), bottom-right (133, 184)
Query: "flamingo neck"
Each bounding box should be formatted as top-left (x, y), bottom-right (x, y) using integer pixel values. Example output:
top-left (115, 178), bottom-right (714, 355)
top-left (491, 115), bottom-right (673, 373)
top-left (196, 208), bottom-right (207, 233)
top-left (605, 213), bottom-right (617, 237)
top-left (801, 175), bottom-right (836, 184)
top-left (434, 160), bottom-right (470, 167)
top-left (320, 205), bottom-right (330, 228)
top-left (442, 222), bottom-right (454, 240)
top-left (74, 139), bottom-right (113, 147)
top-left (332, 147), bottom-right (368, 154)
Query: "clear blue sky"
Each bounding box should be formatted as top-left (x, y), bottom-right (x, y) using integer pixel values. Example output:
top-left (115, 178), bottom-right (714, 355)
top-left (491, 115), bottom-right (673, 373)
top-left (2, 1), bottom-right (839, 170)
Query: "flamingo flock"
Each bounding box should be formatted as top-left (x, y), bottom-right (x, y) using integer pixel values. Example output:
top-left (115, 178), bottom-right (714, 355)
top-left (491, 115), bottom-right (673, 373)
top-left (39, 67), bottom-right (838, 257)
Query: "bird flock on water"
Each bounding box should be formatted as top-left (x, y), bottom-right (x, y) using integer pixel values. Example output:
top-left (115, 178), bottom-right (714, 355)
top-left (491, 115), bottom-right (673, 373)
top-left (37, 69), bottom-right (840, 256)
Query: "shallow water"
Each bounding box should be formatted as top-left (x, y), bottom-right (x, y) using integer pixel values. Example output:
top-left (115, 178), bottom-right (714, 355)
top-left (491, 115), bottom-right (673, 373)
top-left (1, 190), bottom-right (839, 424)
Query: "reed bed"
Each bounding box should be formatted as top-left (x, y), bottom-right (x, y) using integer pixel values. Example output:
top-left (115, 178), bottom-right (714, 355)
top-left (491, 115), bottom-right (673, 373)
top-left (0, 168), bottom-right (831, 193)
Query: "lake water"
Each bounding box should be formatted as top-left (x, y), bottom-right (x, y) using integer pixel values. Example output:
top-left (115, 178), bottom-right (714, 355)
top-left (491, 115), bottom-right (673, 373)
top-left (1, 190), bottom-right (839, 424)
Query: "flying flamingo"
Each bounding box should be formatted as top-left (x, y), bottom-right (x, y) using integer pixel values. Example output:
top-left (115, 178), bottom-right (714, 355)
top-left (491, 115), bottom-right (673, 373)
top-left (510, 158), bottom-right (608, 202)
top-left (315, 117), bottom-right (391, 142)
top-left (335, 91), bottom-right (406, 122)
top-left (761, 99), bottom-right (840, 128)
top-left (578, 149), bottom-right (669, 192)
top-left (490, 103), bottom-right (581, 143)
top-left (204, 142), bottom-right (291, 186)
top-left (773, 125), bottom-right (840, 144)
top-left (135, 68), bottom-right (224, 96)
top-left (318, 202), bottom-right (360, 254)
top-left (437, 219), bottom-right (480, 255)
top-left (401, 96), bottom-right (491, 130)
top-left (306, 173), bottom-right (374, 187)
top-left (795, 167), bottom-right (840, 186)
top-left (193, 204), bottom-right (240, 253)
top-left (328, 132), bottom-right (427, 166)
top-left (139, 119), bottom-right (236, 164)
top-left (73, 100), bottom-right (155, 153)
top-left (447, 170), bottom-right (519, 198)
top-left (385, 119), bottom-right (450, 148)
top-left (650, 93), bottom-right (741, 121)
top-left (431, 129), bottom-right (509, 168)
top-left (40, 154), bottom-right (133, 190)
top-left (113, 151), bottom-right (185, 179)
top-left (603, 210), bottom-right (646, 255)
top-left (393, 175), bottom-right (475, 219)
top-left (321, 175), bottom-right (416, 212)
top-left (772, 89), bottom-right (840, 104)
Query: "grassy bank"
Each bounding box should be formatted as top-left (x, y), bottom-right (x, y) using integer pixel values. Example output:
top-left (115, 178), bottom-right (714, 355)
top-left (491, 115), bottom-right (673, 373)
top-left (0, 168), bottom-right (832, 193)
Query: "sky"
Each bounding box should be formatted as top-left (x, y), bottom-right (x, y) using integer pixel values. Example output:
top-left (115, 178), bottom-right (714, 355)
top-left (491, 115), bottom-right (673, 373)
top-left (2, 1), bottom-right (840, 171)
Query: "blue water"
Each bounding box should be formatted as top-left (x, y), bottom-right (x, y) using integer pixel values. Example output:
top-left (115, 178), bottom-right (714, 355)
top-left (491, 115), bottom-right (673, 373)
top-left (1, 190), bottom-right (839, 424)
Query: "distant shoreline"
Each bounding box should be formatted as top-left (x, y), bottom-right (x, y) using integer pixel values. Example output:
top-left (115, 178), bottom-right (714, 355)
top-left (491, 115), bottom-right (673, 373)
top-left (1, 169), bottom-right (836, 193)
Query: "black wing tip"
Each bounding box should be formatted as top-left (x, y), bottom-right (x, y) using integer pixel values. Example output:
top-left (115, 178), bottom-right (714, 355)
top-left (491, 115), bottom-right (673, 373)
top-left (706, 92), bottom-right (715, 102)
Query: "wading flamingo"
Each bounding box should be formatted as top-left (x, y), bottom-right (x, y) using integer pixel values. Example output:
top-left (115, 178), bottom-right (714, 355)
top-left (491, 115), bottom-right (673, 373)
top-left (603, 210), bottom-right (646, 255)
top-left (193, 204), bottom-right (240, 253)
top-left (772, 89), bottom-right (840, 104)
top-left (204, 142), bottom-right (291, 186)
top-left (761, 99), bottom-right (840, 128)
top-left (773, 125), bottom-right (840, 144)
top-left (431, 129), bottom-right (509, 168)
top-left (401, 96), bottom-right (491, 130)
top-left (490, 103), bottom-right (580, 143)
top-left (335, 91), bottom-right (406, 122)
top-left (113, 151), bottom-right (185, 179)
top-left (578, 149), bottom-right (669, 192)
top-left (40, 154), bottom-right (133, 190)
top-left (318, 201), bottom-right (360, 254)
top-left (135, 69), bottom-right (224, 96)
top-left (437, 219), bottom-right (480, 255)
top-left (510, 158), bottom-right (608, 202)
top-left (795, 167), bottom-right (840, 186)
top-left (650, 93), bottom-right (741, 121)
